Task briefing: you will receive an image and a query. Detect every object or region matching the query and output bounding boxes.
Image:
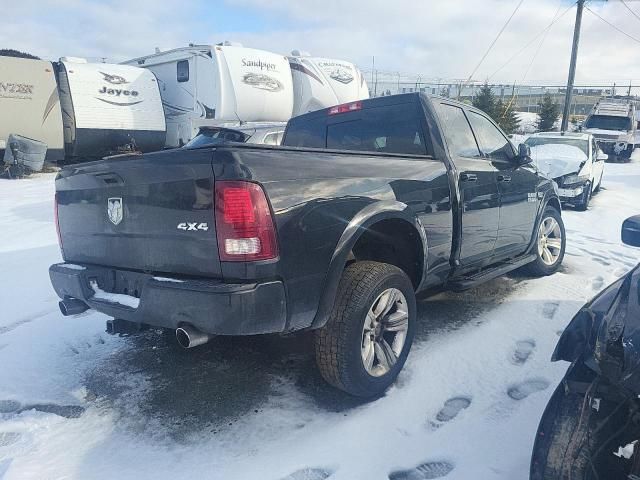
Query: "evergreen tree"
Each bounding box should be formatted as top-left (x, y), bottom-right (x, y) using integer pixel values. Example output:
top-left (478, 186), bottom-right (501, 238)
top-left (495, 99), bottom-right (521, 135)
top-left (537, 92), bottom-right (560, 131)
top-left (472, 82), bottom-right (497, 118)
top-left (439, 86), bottom-right (450, 98)
top-left (0, 49), bottom-right (39, 59)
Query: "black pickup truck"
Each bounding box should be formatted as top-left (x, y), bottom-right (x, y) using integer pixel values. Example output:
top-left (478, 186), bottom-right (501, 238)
top-left (50, 93), bottom-right (565, 397)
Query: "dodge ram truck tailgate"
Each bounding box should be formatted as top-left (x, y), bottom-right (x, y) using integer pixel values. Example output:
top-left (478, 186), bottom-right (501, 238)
top-left (55, 150), bottom-right (222, 277)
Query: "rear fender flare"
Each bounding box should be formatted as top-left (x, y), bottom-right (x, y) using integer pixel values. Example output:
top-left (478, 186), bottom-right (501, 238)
top-left (310, 200), bottom-right (428, 330)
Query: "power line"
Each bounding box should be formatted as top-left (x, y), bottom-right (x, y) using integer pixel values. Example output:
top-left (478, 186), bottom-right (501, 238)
top-left (464, 0), bottom-right (527, 85)
top-left (521, 0), bottom-right (564, 83)
top-left (499, 0), bottom-right (565, 120)
top-left (488, 2), bottom-right (576, 81)
top-left (585, 4), bottom-right (640, 44)
top-left (621, 0), bottom-right (640, 24)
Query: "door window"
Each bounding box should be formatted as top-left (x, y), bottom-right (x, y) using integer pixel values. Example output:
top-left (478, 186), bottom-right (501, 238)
top-left (433, 103), bottom-right (481, 158)
top-left (467, 112), bottom-right (515, 162)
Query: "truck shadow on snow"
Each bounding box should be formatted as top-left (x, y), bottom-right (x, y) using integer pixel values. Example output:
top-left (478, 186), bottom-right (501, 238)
top-left (81, 274), bottom-right (550, 440)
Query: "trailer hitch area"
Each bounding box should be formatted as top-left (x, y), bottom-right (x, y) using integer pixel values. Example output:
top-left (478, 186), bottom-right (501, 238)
top-left (105, 318), bottom-right (148, 336)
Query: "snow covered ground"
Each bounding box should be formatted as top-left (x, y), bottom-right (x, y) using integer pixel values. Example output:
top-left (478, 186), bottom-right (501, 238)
top-left (1, 155), bottom-right (639, 480)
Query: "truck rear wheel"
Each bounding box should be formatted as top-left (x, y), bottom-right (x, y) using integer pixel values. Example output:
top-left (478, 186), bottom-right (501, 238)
top-left (522, 206), bottom-right (566, 277)
top-left (315, 261), bottom-right (416, 398)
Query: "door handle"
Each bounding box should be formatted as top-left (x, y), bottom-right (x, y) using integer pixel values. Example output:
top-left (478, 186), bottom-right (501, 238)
top-left (497, 175), bottom-right (511, 182)
top-left (460, 173), bottom-right (478, 182)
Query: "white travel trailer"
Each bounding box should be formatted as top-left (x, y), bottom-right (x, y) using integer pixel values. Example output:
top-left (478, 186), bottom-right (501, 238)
top-left (288, 51), bottom-right (370, 117)
top-left (57, 58), bottom-right (166, 158)
top-left (0, 56), bottom-right (64, 161)
top-left (124, 43), bottom-right (294, 147)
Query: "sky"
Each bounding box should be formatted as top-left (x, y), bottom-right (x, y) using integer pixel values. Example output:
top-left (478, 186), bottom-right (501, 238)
top-left (2, 0), bottom-right (640, 86)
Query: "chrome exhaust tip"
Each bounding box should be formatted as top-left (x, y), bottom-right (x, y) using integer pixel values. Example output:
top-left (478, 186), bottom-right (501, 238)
top-left (59, 298), bottom-right (89, 316)
top-left (176, 325), bottom-right (213, 349)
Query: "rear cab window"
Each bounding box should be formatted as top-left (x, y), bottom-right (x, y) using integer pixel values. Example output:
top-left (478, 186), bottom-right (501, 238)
top-left (283, 100), bottom-right (432, 156)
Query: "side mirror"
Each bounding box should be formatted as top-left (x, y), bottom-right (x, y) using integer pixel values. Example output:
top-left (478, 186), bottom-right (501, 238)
top-left (597, 150), bottom-right (608, 161)
top-left (517, 143), bottom-right (532, 165)
top-left (622, 215), bottom-right (640, 247)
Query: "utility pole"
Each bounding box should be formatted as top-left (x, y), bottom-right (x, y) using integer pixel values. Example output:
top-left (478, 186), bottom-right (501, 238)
top-left (561, 0), bottom-right (585, 133)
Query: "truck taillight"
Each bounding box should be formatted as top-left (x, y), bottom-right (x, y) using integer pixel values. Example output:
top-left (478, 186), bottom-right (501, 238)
top-left (214, 181), bottom-right (278, 262)
top-left (54, 193), bottom-right (64, 255)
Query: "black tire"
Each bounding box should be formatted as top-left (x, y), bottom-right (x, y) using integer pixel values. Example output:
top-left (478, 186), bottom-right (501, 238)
top-left (530, 383), bottom-right (593, 480)
top-left (522, 206), bottom-right (566, 277)
top-left (593, 176), bottom-right (602, 194)
top-left (575, 182), bottom-right (591, 211)
top-left (314, 261), bottom-right (416, 398)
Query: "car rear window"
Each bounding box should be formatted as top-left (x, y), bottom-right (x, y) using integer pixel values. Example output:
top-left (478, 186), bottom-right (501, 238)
top-left (284, 103), bottom-right (430, 156)
top-left (185, 128), bottom-right (250, 148)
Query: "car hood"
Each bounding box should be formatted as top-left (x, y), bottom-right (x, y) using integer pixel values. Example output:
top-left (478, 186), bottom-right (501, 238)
top-left (529, 144), bottom-right (587, 178)
top-left (553, 264), bottom-right (640, 393)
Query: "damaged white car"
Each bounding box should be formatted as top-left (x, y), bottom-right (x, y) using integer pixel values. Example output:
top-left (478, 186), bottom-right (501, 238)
top-left (525, 132), bottom-right (606, 211)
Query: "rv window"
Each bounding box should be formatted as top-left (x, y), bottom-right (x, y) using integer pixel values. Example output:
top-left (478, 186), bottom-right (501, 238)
top-left (177, 60), bottom-right (189, 83)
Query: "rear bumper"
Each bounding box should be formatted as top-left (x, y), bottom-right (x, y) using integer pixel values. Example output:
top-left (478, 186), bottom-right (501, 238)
top-left (49, 263), bottom-right (287, 335)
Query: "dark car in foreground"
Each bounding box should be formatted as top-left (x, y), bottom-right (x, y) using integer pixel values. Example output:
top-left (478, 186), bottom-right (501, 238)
top-left (50, 93), bottom-right (565, 397)
top-left (530, 216), bottom-right (640, 479)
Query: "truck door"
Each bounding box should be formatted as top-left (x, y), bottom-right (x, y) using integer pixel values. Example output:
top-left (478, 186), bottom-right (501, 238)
top-left (466, 111), bottom-right (538, 258)
top-left (434, 103), bottom-right (500, 267)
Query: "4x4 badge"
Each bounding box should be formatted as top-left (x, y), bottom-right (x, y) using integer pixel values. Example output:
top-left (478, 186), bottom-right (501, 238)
top-left (107, 197), bottom-right (123, 225)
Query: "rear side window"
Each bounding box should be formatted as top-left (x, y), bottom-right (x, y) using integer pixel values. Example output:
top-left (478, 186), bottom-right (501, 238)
top-left (327, 112), bottom-right (426, 155)
top-left (177, 60), bottom-right (189, 82)
top-left (284, 103), bottom-right (430, 156)
top-left (283, 117), bottom-right (326, 148)
top-left (434, 103), bottom-right (481, 158)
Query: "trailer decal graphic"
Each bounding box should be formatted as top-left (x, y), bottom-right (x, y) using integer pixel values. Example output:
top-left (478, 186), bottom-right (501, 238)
top-left (0, 82), bottom-right (34, 98)
top-left (100, 72), bottom-right (128, 85)
top-left (289, 62), bottom-right (324, 85)
top-left (42, 88), bottom-right (60, 125)
top-left (96, 98), bottom-right (143, 107)
top-left (242, 73), bottom-right (283, 92)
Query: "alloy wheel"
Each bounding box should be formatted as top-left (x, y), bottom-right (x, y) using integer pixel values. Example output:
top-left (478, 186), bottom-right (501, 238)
top-left (538, 217), bottom-right (563, 266)
top-left (361, 288), bottom-right (409, 377)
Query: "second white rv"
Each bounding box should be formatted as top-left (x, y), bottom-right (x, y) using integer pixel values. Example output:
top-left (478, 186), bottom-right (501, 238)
top-left (124, 43), bottom-right (294, 147)
top-left (288, 51), bottom-right (370, 117)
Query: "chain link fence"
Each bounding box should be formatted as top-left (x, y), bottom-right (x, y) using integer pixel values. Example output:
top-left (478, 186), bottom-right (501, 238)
top-left (362, 70), bottom-right (638, 119)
